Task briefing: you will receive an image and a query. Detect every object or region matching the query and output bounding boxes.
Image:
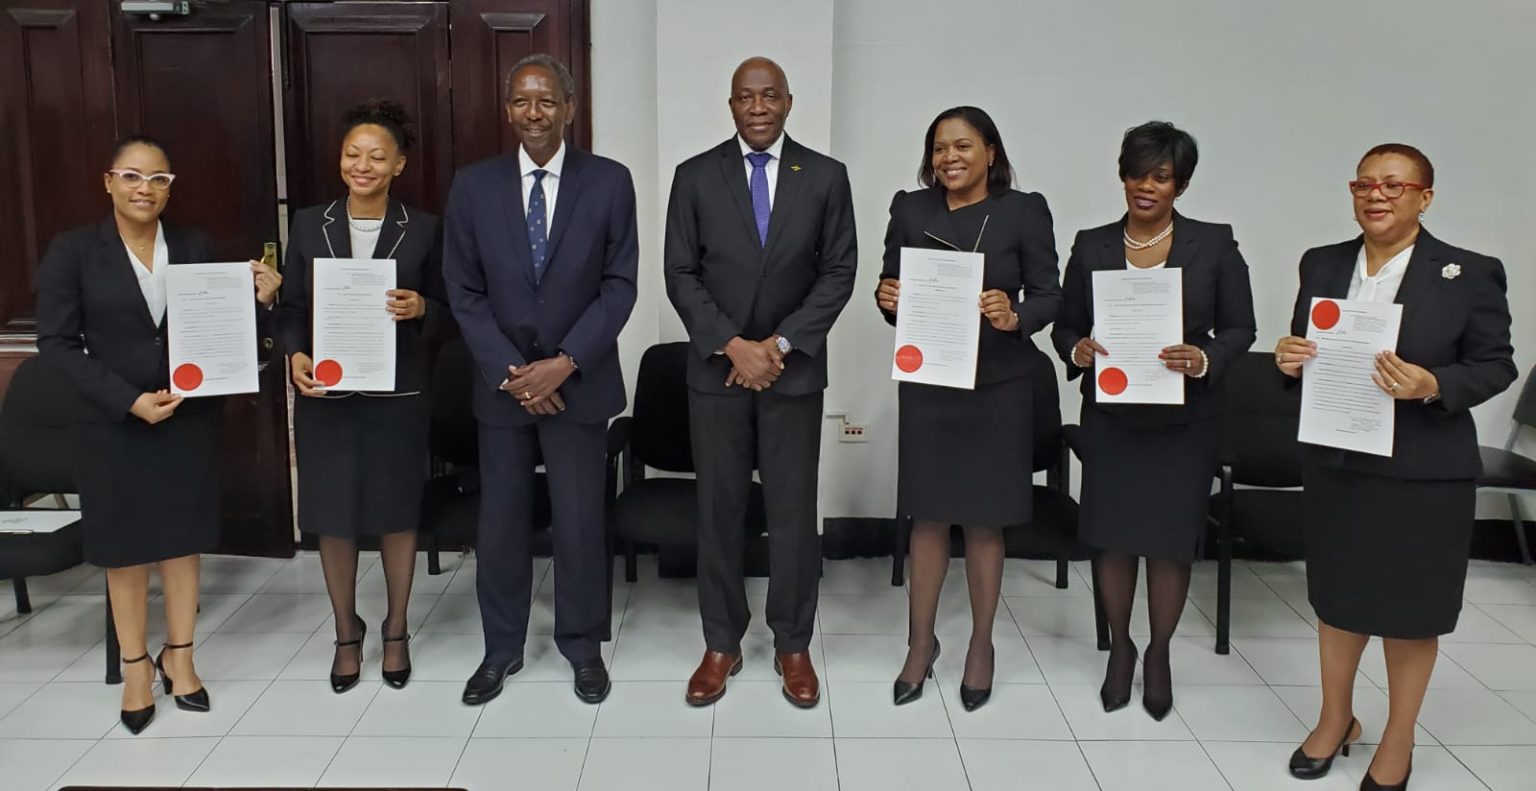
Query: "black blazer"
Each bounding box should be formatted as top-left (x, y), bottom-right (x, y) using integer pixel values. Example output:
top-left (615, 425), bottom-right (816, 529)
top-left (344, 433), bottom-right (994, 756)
top-left (443, 146), bottom-right (638, 426)
top-left (877, 187), bottom-right (1061, 385)
top-left (1288, 229), bottom-right (1516, 480)
top-left (664, 136), bottom-right (858, 396)
top-left (1051, 213), bottom-right (1257, 425)
top-left (36, 217), bottom-right (265, 421)
top-left (277, 199), bottom-right (444, 395)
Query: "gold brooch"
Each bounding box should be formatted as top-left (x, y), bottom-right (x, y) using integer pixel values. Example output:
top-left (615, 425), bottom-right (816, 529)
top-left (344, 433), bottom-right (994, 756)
top-left (790, 164), bottom-right (802, 172)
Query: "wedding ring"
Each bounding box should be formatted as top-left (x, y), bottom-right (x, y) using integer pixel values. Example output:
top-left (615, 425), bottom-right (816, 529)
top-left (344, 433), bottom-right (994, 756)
top-left (523, 391), bottom-right (532, 400)
top-left (1389, 382), bottom-right (1399, 391)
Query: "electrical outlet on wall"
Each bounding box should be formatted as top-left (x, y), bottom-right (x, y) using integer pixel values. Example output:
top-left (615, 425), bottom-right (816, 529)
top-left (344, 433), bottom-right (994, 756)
top-left (839, 422), bottom-right (869, 443)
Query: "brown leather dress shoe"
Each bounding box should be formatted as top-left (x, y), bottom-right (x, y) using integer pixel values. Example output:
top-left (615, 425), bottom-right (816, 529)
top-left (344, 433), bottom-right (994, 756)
top-left (686, 650), bottom-right (743, 707)
top-left (774, 651), bottom-right (821, 708)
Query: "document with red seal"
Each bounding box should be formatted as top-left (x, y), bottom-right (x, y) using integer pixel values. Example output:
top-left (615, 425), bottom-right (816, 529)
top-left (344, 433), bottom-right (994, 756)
top-left (312, 257), bottom-right (397, 392)
top-left (1091, 268), bottom-right (1184, 405)
top-left (891, 247), bottom-right (985, 390)
top-left (165, 262), bottom-right (259, 397)
top-left (1298, 297), bottom-right (1401, 457)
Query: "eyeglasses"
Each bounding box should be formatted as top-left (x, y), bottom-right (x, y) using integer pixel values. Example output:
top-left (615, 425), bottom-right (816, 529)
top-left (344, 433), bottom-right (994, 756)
top-left (108, 170), bottom-right (176, 191)
top-left (1348, 180), bottom-right (1426, 199)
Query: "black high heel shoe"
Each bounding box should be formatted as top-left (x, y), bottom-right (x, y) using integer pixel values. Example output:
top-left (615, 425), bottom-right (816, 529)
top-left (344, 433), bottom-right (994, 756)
top-left (892, 638), bottom-right (941, 706)
top-left (381, 619), bottom-right (412, 689)
top-left (1360, 755), bottom-right (1412, 790)
top-left (119, 654), bottom-right (156, 735)
top-left (1288, 717), bottom-right (1361, 779)
top-left (959, 644), bottom-right (994, 712)
top-left (1099, 642), bottom-right (1139, 713)
top-left (330, 616), bottom-right (366, 694)
top-left (155, 642), bottom-right (210, 713)
top-left (1141, 644), bottom-right (1173, 722)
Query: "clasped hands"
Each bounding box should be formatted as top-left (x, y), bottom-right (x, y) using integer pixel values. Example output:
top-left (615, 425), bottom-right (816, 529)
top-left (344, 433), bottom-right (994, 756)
top-left (501, 355), bottom-right (576, 415)
top-left (724, 336), bottom-right (785, 391)
top-left (876, 279), bottom-right (1020, 332)
top-left (1273, 337), bottom-right (1439, 400)
top-left (1071, 337), bottom-right (1207, 377)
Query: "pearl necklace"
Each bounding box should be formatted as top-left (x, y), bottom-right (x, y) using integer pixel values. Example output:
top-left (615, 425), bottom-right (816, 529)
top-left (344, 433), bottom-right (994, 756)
top-left (346, 197), bottom-right (384, 232)
top-left (1123, 221), bottom-right (1173, 250)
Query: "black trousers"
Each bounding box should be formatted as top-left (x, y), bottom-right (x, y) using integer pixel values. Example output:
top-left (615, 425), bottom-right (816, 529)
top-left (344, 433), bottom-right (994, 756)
top-left (689, 388), bottom-right (823, 654)
top-left (476, 418), bottom-right (608, 665)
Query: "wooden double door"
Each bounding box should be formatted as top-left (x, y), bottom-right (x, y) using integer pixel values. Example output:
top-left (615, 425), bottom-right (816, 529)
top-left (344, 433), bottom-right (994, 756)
top-left (0, 0), bottom-right (590, 556)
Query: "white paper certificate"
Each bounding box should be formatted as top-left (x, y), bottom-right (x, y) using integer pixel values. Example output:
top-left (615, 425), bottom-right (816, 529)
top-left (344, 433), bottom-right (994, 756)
top-left (891, 247), bottom-right (985, 389)
top-left (1090, 268), bottom-right (1184, 405)
top-left (165, 262), bottom-right (259, 397)
top-left (312, 258), bottom-right (397, 392)
top-left (1298, 297), bottom-right (1403, 457)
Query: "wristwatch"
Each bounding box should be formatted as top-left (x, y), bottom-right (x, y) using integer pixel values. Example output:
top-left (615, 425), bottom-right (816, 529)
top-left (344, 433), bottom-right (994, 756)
top-left (775, 336), bottom-right (792, 355)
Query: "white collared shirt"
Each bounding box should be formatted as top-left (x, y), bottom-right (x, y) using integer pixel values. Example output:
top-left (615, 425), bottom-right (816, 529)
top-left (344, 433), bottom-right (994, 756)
top-left (738, 133), bottom-right (784, 209)
top-left (124, 221), bottom-right (169, 324)
top-left (1348, 244), bottom-right (1414, 304)
top-left (519, 142), bottom-right (566, 234)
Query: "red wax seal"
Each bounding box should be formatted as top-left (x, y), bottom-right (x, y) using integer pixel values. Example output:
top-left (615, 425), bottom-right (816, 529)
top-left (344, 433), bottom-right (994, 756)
top-left (1311, 299), bottom-right (1341, 331)
top-left (1098, 367), bottom-right (1129, 396)
top-left (895, 344), bottom-right (924, 373)
top-left (172, 363), bottom-right (203, 392)
top-left (314, 359), bottom-right (343, 387)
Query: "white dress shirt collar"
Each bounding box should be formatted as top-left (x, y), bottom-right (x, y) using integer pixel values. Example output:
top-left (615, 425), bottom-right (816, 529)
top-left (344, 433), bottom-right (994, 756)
top-left (519, 142), bottom-right (566, 179)
top-left (737, 133), bottom-right (784, 162)
top-left (1348, 243), bottom-right (1414, 304)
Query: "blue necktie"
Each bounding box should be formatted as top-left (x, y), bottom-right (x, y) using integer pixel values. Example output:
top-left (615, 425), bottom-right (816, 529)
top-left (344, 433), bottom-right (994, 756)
top-left (527, 169), bottom-right (548, 282)
top-left (747, 152), bottom-right (772, 247)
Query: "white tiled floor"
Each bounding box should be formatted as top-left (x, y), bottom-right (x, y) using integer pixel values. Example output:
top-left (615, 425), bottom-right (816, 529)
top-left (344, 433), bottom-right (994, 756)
top-left (3, 555), bottom-right (1536, 789)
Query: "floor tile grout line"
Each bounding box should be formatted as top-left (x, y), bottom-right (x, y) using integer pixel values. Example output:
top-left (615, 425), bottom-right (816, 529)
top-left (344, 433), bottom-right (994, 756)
top-left (1005, 595), bottom-right (1105, 791)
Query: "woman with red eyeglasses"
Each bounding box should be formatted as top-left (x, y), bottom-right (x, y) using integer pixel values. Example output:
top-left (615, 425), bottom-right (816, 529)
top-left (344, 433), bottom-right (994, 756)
top-left (37, 136), bottom-right (281, 734)
top-left (1275, 144), bottom-right (1515, 790)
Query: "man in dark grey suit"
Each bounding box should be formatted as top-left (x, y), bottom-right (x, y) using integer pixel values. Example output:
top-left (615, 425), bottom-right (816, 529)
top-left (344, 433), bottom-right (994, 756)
top-left (664, 56), bottom-right (857, 709)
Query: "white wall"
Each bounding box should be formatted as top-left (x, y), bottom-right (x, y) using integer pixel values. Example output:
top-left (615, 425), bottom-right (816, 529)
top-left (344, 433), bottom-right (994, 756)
top-left (595, 0), bottom-right (1536, 520)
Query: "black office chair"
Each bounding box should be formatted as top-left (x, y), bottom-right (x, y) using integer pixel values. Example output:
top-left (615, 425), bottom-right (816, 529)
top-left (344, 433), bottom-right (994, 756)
top-left (1209, 351), bottom-right (1307, 654)
top-left (1477, 365), bottom-right (1536, 565)
top-left (889, 348), bottom-right (1092, 642)
top-left (0, 356), bottom-right (86, 615)
top-left (609, 342), bottom-right (767, 582)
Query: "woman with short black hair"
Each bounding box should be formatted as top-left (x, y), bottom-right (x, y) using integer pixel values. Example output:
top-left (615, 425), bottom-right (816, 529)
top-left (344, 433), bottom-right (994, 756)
top-left (278, 99), bottom-right (444, 693)
top-left (1276, 143), bottom-right (1515, 790)
top-left (876, 106), bottom-right (1062, 711)
top-left (1052, 120), bottom-right (1256, 721)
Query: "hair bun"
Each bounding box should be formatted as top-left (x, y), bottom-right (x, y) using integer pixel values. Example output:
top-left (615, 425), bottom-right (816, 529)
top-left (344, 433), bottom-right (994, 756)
top-left (341, 99), bottom-right (415, 150)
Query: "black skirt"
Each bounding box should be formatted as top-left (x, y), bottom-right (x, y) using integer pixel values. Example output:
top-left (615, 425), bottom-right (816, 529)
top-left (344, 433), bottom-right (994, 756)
top-left (1304, 464), bottom-right (1474, 638)
top-left (74, 401), bottom-right (222, 568)
top-left (898, 376), bottom-right (1032, 528)
top-left (1076, 406), bottom-right (1221, 561)
top-left (294, 394), bottom-right (430, 538)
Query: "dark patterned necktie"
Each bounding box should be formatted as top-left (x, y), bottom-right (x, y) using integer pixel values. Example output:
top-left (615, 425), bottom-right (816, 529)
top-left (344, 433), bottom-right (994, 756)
top-left (527, 169), bottom-right (548, 282)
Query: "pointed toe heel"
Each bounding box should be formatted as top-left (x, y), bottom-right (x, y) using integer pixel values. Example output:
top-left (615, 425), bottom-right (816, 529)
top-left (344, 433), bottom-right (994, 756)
top-left (119, 653), bottom-right (156, 735)
top-left (891, 638), bottom-right (940, 706)
top-left (155, 642), bottom-right (211, 713)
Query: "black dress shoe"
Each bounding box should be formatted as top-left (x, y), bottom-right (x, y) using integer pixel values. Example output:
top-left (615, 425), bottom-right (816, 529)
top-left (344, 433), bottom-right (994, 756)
top-left (1288, 717), bottom-right (1361, 779)
top-left (462, 658), bottom-right (523, 706)
top-left (1360, 756), bottom-right (1411, 790)
top-left (892, 637), bottom-right (940, 706)
top-left (119, 653), bottom-right (156, 735)
top-left (380, 619), bottom-right (412, 690)
top-left (572, 658), bottom-right (611, 704)
top-left (959, 644), bottom-right (994, 712)
top-left (1099, 643), bottom-right (1139, 713)
top-left (330, 617), bottom-right (366, 694)
top-left (155, 642), bottom-right (210, 713)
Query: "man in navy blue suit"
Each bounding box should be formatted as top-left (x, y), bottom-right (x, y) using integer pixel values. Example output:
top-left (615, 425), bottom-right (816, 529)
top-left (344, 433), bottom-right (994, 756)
top-left (443, 53), bottom-right (637, 706)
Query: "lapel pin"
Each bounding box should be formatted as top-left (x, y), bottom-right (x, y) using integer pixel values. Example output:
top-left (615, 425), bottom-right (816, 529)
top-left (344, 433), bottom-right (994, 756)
top-left (1441, 263), bottom-right (1461, 280)
top-left (790, 164), bottom-right (802, 172)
